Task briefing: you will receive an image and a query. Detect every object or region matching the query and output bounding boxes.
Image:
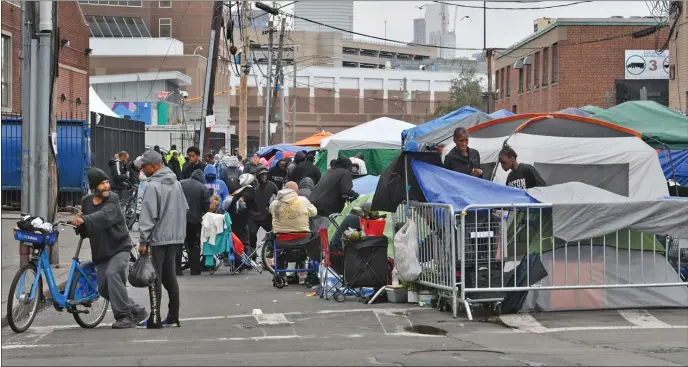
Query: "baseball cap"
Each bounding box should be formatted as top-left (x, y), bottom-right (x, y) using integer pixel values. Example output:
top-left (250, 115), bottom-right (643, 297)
top-left (134, 150), bottom-right (163, 168)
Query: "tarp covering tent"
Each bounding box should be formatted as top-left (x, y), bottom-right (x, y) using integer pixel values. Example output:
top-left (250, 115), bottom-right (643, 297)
top-left (89, 86), bottom-right (118, 117)
top-left (404, 112), bottom-right (492, 152)
top-left (441, 113), bottom-right (670, 200)
top-left (318, 117), bottom-right (414, 175)
top-left (293, 132), bottom-right (332, 148)
top-left (489, 109), bottom-right (515, 119)
top-left (353, 175), bottom-right (380, 196)
top-left (580, 105), bottom-right (604, 114)
top-left (593, 100), bottom-right (688, 149)
top-left (558, 107), bottom-right (592, 117)
top-left (257, 144), bottom-right (311, 160)
top-left (660, 150), bottom-right (688, 186)
top-left (402, 106), bottom-right (479, 144)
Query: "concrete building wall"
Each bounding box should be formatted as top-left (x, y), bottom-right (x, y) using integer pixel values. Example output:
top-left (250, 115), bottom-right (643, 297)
top-left (293, 1), bottom-right (354, 38)
top-left (413, 18), bottom-right (426, 44)
top-left (495, 19), bottom-right (669, 113)
top-left (668, 1), bottom-right (687, 114)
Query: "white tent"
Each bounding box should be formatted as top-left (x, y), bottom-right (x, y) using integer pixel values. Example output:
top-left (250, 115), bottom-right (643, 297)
top-left (441, 114), bottom-right (668, 200)
top-left (320, 117), bottom-right (414, 163)
top-left (89, 86), bottom-right (118, 117)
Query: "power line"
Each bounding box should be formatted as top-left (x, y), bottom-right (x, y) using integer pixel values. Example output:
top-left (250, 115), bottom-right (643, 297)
top-left (433, 0), bottom-right (592, 10)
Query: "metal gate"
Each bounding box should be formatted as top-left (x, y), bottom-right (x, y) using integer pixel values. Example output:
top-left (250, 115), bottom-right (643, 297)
top-left (90, 112), bottom-right (146, 173)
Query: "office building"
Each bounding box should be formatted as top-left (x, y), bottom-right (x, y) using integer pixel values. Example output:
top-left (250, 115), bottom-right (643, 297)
top-left (293, 1), bottom-right (354, 39)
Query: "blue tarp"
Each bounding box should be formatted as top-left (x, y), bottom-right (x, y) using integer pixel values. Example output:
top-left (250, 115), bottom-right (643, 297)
top-left (410, 160), bottom-right (539, 212)
top-left (659, 150), bottom-right (688, 186)
top-left (489, 109), bottom-right (515, 119)
top-left (353, 175), bottom-right (379, 196)
top-left (256, 144), bottom-right (311, 158)
top-left (402, 106), bottom-right (479, 144)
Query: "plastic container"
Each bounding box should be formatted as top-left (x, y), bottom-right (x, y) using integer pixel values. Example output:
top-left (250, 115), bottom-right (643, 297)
top-left (385, 286), bottom-right (408, 303)
top-left (407, 290), bottom-right (419, 303)
top-left (360, 218), bottom-right (386, 237)
top-left (418, 290), bottom-right (437, 306)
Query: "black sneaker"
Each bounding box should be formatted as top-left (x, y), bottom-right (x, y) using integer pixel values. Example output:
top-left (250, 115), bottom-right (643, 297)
top-left (112, 317), bottom-right (136, 329)
top-left (161, 313), bottom-right (181, 327)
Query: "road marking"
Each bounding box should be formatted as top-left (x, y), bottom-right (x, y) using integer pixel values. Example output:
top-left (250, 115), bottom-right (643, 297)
top-left (498, 314), bottom-right (547, 333)
top-left (618, 309), bottom-right (673, 328)
top-left (537, 325), bottom-right (688, 333)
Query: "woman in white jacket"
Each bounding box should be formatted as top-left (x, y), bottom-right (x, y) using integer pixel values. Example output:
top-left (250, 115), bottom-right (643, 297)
top-left (269, 181), bottom-right (317, 234)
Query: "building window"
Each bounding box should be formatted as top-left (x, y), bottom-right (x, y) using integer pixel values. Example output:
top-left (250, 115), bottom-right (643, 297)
top-left (86, 15), bottom-right (152, 37)
top-left (518, 68), bottom-right (524, 94)
top-left (534, 51), bottom-right (540, 88)
top-left (506, 66), bottom-right (511, 97)
top-left (500, 68), bottom-right (505, 99)
top-left (495, 70), bottom-right (500, 99)
top-left (551, 43), bottom-right (558, 84)
top-left (159, 1), bottom-right (171, 8)
top-left (542, 47), bottom-right (549, 86)
top-left (1, 35), bottom-right (10, 109)
top-left (79, 1), bottom-right (143, 7)
top-left (526, 64), bottom-right (531, 91)
top-left (159, 18), bottom-right (172, 38)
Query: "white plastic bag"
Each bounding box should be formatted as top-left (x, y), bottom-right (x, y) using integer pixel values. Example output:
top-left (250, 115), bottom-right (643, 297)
top-left (393, 219), bottom-right (422, 281)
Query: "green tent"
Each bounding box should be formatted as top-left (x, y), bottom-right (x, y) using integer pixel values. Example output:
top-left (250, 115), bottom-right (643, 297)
top-left (579, 105), bottom-right (605, 115)
top-left (593, 101), bottom-right (688, 149)
top-left (327, 193), bottom-right (395, 257)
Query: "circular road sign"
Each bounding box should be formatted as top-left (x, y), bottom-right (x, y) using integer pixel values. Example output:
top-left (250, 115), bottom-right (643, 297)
top-left (625, 55), bottom-right (646, 76)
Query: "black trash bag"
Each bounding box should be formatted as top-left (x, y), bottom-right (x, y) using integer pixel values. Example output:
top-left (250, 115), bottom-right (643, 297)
top-left (501, 253), bottom-right (548, 314)
top-left (128, 255), bottom-right (157, 288)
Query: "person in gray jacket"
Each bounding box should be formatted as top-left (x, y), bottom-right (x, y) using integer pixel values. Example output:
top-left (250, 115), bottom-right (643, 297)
top-left (178, 169), bottom-right (210, 275)
top-left (135, 150), bottom-right (189, 329)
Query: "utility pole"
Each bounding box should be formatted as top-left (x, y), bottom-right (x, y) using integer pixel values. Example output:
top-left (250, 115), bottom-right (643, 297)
top-left (199, 1), bottom-right (223, 155)
top-left (291, 64), bottom-right (297, 143)
top-left (270, 17), bottom-right (286, 143)
top-left (264, 21), bottom-right (275, 146)
top-left (238, 0), bottom-right (250, 157)
top-left (402, 77), bottom-right (408, 121)
top-left (483, 1), bottom-right (493, 113)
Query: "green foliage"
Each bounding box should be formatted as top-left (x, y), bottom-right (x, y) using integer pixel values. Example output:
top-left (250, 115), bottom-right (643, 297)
top-left (433, 65), bottom-right (485, 118)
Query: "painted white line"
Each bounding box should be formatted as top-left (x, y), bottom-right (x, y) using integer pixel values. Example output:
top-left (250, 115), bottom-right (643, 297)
top-left (254, 313), bottom-right (290, 325)
top-left (618, 309), bottom-right (673, 328)
top-left (373, 311), bottom-right (388, 335)
top-left (538, 325), bottom-right (688, 333)
top-left (387, 331), bottom-right (444, 338)
top-left (252, 309), bottom-right (263, 315)
top-left (498, 314), bottom-right (548, 333)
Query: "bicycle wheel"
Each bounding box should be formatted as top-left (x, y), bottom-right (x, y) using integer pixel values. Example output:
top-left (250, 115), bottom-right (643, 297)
top-left (69, 265), bottom-right (109, 328)
top-left (262, 242), bottom-right (276, 275)
top-left (7, 263), bottom-right (42, 333)
top-left (125, 195), bottom-right (138, 230)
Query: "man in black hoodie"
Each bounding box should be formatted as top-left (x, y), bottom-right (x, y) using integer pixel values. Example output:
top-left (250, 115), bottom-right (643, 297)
top-left (309, 157), bottom-right (357, 217)
top-left (443, 127), bottom-right (483, 178)
top-left (108, 151), bottom-right (131, 211)
top-left (179, 169), bottom-right (211, 275)
top-left (72, 168), bottom-right (147, 329)
top-left (287, 151), bottom-right (306, 179)
top-left (245, 166), bottom-right (278, 264)
top-left (181, 146), bottom-right (206, 179)
top-left (290, 152), bottom-right (322, 185)
top-left (268, 159), bottom-right (288, 190)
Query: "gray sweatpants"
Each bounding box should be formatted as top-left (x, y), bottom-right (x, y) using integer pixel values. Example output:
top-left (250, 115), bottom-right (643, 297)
top-left (96, 250), bottom-right (144, 321)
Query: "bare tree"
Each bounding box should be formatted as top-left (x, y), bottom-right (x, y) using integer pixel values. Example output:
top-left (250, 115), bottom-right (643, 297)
top-left (433, 64), bottom-right (485, 118)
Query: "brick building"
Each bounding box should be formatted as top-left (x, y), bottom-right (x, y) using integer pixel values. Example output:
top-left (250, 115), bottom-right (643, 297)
top-left (1, 1), bottom-right (90, 116)
top-left (494, 17), bottom-right (669, 113)
top-left (668, 1), bottom-right (687, 113)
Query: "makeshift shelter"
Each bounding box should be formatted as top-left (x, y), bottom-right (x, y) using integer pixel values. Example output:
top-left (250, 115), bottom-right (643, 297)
top-left (256, 144), bottom-right (311, 160)
top-left (411, 160), bottom-right (688, 311)
top-left (489, 109), bottom-right (515, 119)
top-left (558, 107), bottom-right (592, 117)
top-left (660, 150), bottom-right (688, 186)
top-left (293, 132), bottom-right (332, 148)
top-left (404, 112), bottom-right (492, 152)
top-left (402, 106), bottom-right (479, 144)
top-left (318, 117), bottom-right (414, 175)
top-left (440, 113), bottom-right (670, 200)
top-left (352, 175), bottom-right (380, 196)
top-left (580, 105), bottom-right (605, 114)
top-left (593, 101), bottom-right (688, 150)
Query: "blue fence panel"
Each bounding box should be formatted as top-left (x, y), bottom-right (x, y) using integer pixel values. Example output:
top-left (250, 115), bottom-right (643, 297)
top-left (1, 117), bottom-right (89, 191)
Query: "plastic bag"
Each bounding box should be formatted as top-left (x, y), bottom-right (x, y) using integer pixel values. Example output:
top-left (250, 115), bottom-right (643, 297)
top-left (393, 219), bottom-right (422, 281)
top-left (128, 254), bottom-right (157, 288)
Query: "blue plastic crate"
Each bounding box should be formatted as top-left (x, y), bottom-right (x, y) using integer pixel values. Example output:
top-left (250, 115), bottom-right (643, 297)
top-left (13, 229), bottom-right (59, 246)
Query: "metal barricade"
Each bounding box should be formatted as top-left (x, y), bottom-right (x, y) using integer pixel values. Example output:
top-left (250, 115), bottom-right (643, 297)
top-left (399, 201), bottom-right (459, 317)
top-left (456, 204), bottom-right (687, 321)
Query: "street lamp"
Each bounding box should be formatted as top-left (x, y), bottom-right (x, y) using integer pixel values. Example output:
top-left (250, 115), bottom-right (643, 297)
top-left (193, 46), bottom-right (203, 55)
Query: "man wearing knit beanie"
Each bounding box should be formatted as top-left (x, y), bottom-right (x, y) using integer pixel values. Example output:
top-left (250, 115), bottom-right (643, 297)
top-left (72, 168), bottom-right (147, 329)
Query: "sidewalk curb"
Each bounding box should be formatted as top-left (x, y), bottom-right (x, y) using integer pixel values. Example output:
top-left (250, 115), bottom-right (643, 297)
top-left (2, 272), bottom-right (69, 329)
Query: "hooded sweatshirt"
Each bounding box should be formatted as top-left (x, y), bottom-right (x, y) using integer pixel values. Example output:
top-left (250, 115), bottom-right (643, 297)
top-left (246, 168), bottom-right (279, 222)
top-left (290, 158), bottom-right (322, 185)
top-left (269, 189), bottom-right (317, 233)
top-left (298, 177), bottom-right (315, 198)
top-left (108, 158), bottom-right (129, 190)
top-left (309, 157), bottom-right (354, 216)
top-left (203, 164), bottom-right (229, 204)
top-left (268, 159), bottom-right (288, 190)
top-left (443, 147), bottom-right (482, 178)
top-left (80, 192), bottom-right (132, 264)
top-left (138, 166), bottom-right (189, 246)
top-left (288, 151), bottom-right (306, 179)
top-left (221, 156), bottom-right (242, 188)
top-left (181, 169), bottom-right (211, 224)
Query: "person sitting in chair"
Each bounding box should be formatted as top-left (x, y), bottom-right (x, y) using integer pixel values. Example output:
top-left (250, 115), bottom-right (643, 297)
top-left (269, 181), bottom-right (317, 241)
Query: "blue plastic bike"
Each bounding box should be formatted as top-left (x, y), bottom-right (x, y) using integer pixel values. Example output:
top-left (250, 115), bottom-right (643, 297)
top-left (7, 218), bottom-right (109, 333)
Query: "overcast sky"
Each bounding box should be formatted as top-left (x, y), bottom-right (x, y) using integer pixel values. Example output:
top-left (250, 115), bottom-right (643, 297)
top-left (284, 1), bottom-right (654, 58)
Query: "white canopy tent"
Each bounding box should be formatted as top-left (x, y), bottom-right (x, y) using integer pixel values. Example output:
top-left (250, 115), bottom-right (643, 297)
top-left (320, 117), bottom-right (414, 163)
top-left (89, 86), bottom-right (118, 117)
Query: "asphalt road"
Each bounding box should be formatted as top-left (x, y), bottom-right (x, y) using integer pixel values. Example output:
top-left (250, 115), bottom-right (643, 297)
top-left (2, 269), bottom-right (687, 366)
